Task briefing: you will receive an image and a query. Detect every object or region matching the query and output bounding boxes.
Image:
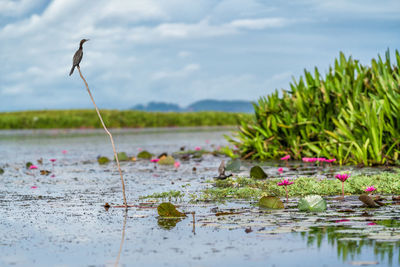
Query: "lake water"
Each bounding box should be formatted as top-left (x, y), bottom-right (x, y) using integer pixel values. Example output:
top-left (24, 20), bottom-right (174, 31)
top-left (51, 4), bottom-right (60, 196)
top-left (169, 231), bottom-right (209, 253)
top-left (0, 128), bottom-right (398, 267)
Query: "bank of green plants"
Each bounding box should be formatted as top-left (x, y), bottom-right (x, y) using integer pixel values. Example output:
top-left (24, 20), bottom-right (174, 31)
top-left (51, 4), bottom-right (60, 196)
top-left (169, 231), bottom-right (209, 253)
top-left (0, 110), bottom-right (252, 129)
top-left (227, 50), bottom-right (400, 165)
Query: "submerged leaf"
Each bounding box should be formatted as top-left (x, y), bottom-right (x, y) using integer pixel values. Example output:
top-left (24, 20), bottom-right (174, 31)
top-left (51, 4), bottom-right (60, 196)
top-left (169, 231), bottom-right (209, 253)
top-left (359, 194), bottom-right (380, 208)
top-left (225, 159), bottom-right (241, 172)
top-left (259, 196), bottom-right (284, 209)
top-left (298, 195), bottom-right (327, 212)
top-left (250, 166), bottom-right (268, 179)
top-left (137, 150), bottom-right (153, 159)
top-left (157, 202), bottom-right (187, 218)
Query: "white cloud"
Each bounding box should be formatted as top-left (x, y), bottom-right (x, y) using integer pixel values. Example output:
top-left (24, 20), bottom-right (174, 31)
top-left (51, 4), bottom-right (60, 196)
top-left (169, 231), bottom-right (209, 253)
top-left (0, 0), bottom-right (42, 17)
top-left (152, 64), bottom-right (200, 80)
top-left (229, 18), bottom-right (287, 30)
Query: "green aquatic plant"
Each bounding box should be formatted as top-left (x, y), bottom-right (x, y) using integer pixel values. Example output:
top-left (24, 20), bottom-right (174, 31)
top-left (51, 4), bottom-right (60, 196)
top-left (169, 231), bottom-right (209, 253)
top-left (137, 150), bottom-right (153, 159)
top-left (228, 49), bottom-right (400, 166)
top-left (97, 156), bottom-right (110, 165)
top-left (139, 190), bottom-right (184, 201)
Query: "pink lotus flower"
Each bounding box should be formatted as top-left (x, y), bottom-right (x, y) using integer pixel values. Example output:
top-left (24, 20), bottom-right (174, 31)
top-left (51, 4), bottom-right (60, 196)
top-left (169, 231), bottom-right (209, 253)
top-left (50, 159), bottom-right (56, 163)
top-left (335, 219), bottom-right (350, 223)
top-left (367, 222), bottom-right (377, 226)
top-left (31, 186), bottom-right (37, 189)
top-left (280, 155), bottom-right (290, 160)
top-left (335, 173), bottom-right (349, 182)
top-left (278, 167), bottom-right (283, 173)
top-left (150, 159), bottom-right (160, 163)
top-left (29, 165), bottom-right (38, 170)
top-left (277, 178), bottom-right (294, 203)
top-left (174, 161), bottom-right (181, 168)
top-left (62, 150), bottom-right (67, 154)
top-left (365, 186), bottom-right (376, 193)
top-left (335, 173), bottom-right (350, 198)
top-left (195, 146), bottom-right (201, 151)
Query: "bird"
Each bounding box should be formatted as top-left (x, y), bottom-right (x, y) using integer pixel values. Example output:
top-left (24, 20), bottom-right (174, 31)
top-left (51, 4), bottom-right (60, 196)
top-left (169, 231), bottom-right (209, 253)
top-left (69, 39), bottom-right (89, 76)
top-left (216, 160), bottom-right (232, 180)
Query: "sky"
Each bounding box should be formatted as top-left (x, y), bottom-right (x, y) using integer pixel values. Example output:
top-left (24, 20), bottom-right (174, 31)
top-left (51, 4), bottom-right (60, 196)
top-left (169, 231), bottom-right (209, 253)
top-left (0, 0), bottom-right (399, 111)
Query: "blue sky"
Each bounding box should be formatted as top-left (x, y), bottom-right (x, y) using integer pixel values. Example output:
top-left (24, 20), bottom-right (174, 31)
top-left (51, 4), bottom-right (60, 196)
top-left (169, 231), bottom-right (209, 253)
top-left (0, 0), bottom-right (399, 111)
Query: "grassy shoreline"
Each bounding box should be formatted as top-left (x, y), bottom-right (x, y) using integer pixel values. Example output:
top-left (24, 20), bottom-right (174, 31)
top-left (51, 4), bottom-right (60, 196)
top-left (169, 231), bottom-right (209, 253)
top-left (0, 109), bottom-right (252, 129)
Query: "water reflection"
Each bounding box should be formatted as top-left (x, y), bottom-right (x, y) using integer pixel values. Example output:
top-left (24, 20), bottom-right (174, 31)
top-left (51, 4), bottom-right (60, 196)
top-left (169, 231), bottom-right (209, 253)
top-left (298, 226), bottom-right (400, 266)
top-left (114, 210), bottom-right (128, 267)
top-left (157, 217), bottom-right (183, 230)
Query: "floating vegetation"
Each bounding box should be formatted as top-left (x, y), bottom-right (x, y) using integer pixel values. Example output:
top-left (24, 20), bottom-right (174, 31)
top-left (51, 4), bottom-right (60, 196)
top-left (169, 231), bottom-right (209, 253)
top-left (137, 150), bottom-right (153, 159)
top-left (115, 152), bottom-right (129, 161)
top-left (157, 202), bottom-right (187, 218)
top-left (140, 190), bottom-right (184, 201)
top-left (298, 195), bottom-right (327, 212)
top-left (258, 196), bottom-right (284, 209)
top-left (158, 155), bottom-right (175, 165)
top-left (249, 166), bottom-right (268, 179)
top-left (97, 156), bottom-right (110, 165)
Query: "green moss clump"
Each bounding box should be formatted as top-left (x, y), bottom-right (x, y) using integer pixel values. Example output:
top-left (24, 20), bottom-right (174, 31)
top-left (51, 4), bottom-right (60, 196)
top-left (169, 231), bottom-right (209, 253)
top-left (98, 156), bottom-right (110, 165)
top-left (158, 156), bottom-right (175, 165)
top-left (137, 150), bottom-right (153, 159)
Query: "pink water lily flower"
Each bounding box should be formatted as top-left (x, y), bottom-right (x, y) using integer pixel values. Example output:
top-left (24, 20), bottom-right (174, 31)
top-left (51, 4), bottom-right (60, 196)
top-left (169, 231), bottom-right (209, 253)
top-left (367, 222), bottom-right (377, 226)
top-left (277, 178), bottom-right (294, 203)
top-left (62, 150), bottom-right (67, 154)
top-left (335, 173), bottom-right (350, 198)
top-left (280, 155), bottom-right (290, 161)
top-left (278, 167), bottom-right (283, 173)
top-left (31, 186), bottom-right (38, 189)
top-left (194, 146), bottom-right (201, 151)
top-left (316, 158), bottom-right (326, 162)
top-left (50, 159), bottom-right (56, 163)
top-left (365, 186), bottom-right (376, 193)
top-left (150, 159), bottom-right (160, 163)
top-left (29, 165), bottom-right (38, 170)
top-left (174, 161), bottom-right (181, 168)
top-left (335, 173), bottom-right (349, 182)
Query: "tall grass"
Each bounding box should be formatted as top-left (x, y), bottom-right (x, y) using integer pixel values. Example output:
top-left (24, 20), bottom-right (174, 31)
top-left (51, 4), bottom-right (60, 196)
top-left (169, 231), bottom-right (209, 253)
top-left (0, 110), bottom-right (251, 129)
top-left (228, 50), bottom-right (400, 166)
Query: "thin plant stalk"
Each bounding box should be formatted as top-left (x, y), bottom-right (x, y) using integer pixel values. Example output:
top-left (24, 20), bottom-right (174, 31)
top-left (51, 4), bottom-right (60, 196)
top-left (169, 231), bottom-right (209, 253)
top-left (285, 185), bottom-right (288, 203)
top-left (341, 181), bottom-right (344, 198)
top-left (77, 66), bottom-right (128, 208)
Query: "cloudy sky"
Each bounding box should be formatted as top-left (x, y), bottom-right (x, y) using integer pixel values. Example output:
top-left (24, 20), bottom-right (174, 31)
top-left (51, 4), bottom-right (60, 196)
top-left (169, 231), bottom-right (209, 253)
top-left (1, 0), bottom-right (399, 111)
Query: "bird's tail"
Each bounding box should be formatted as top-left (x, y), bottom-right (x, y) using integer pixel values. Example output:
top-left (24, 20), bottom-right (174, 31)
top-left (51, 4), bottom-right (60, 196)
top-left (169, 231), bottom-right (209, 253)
top-left (69, 65), bottom-right (75, 76)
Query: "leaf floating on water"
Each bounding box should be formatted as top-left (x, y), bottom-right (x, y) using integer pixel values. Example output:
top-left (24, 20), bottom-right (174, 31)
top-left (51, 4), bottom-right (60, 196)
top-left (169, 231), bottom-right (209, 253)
top-left (40, 170), bottom-right (51, 176)
top-left (298, 195), bottom-right (327, 212)
top-left (158, 155), bottom-right (175, 165)
top-left (359, 194), bottom-right (380, 208)
top-left (97, 156), bottom-right (110, 165)
top-left (26, 162), bottom-right (33, 169)
top-left (225, 159), bottom-right (241, 172)
top-left (157, 202), bottom-right (187, 218)
top-left (115, 152), bottom-right (129, 161)
top-left (259, 196), bottom-right (284, 209)
top-left (0, 168), bottom-right (4, 175)
top-left (137, 150), bottom-right (153, 159)
top-left (250, 166), bottom-right (268, 179)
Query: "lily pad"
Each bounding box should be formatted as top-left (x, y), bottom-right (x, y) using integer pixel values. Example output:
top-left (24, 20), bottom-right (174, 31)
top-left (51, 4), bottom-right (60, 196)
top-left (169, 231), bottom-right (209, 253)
top-left (0, 168), bottom-right (3, 175)
top-left (97, 156), bottom-right (110, 165)
top-left (359, 194), bottom-right (379, 208)
top-left (137, 150), bottom-right (153, 159)
top-left (250, 166), bottom-right (268, 179)
top-left (157, 202), bottom-right (187, 218)
top-left (259, 196), bottom-right (284, 209)
top-left (225, 159), bottom-right (241, 172)
top-left (158, 155), bottom-right (175, 165)
top-left (115, 152), bottom-right (129, 161)
top-left (26, 162), bottom-right (33, 169)
top-left (298, 195), bottom-right (327, 212)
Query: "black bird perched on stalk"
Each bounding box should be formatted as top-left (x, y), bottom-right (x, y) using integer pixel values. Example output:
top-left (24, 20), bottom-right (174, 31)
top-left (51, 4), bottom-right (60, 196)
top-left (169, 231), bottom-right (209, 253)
top-left (69, 39), bottom-right (89, 76)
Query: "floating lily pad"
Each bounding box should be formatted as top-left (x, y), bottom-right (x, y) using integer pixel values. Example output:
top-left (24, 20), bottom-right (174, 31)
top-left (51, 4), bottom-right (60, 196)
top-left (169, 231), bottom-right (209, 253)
top-left (157, 202), bottom-right (187, 218)
top-left (26, 162), bottom-right (33, 169)
top-left (359, 194), bottom-right (379, 208)
top-left (259, 196), bottom-right (284, 209)
top-left (250, 166), bottom-right (268, 179)
top-left (158, 155), bottom-right (175, 165)
top-left (115, 152), bottom-right (128, 161)
top-left (298, 195), bottom-right (327, 212)
top-left (0, 168), bottom-right (3, 175)
top-left (157, 217), bottom-right (183, 230)
top-left (225, 159), bottom-right (241, 172)
top-left (97, 156), bottom-right (110, 165)
top-left (137, 150), bottom-right (153, 159)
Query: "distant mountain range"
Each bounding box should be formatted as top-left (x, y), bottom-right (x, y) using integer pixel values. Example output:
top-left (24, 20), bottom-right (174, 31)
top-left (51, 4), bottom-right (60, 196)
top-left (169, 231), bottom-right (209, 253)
top-left (131, 99), bottom-right (254, 113)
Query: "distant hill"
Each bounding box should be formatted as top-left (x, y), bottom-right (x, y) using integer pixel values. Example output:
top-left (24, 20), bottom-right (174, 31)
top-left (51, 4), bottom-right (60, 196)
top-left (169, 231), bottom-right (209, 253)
top-left (131, 99), bottom-right (254, 113)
